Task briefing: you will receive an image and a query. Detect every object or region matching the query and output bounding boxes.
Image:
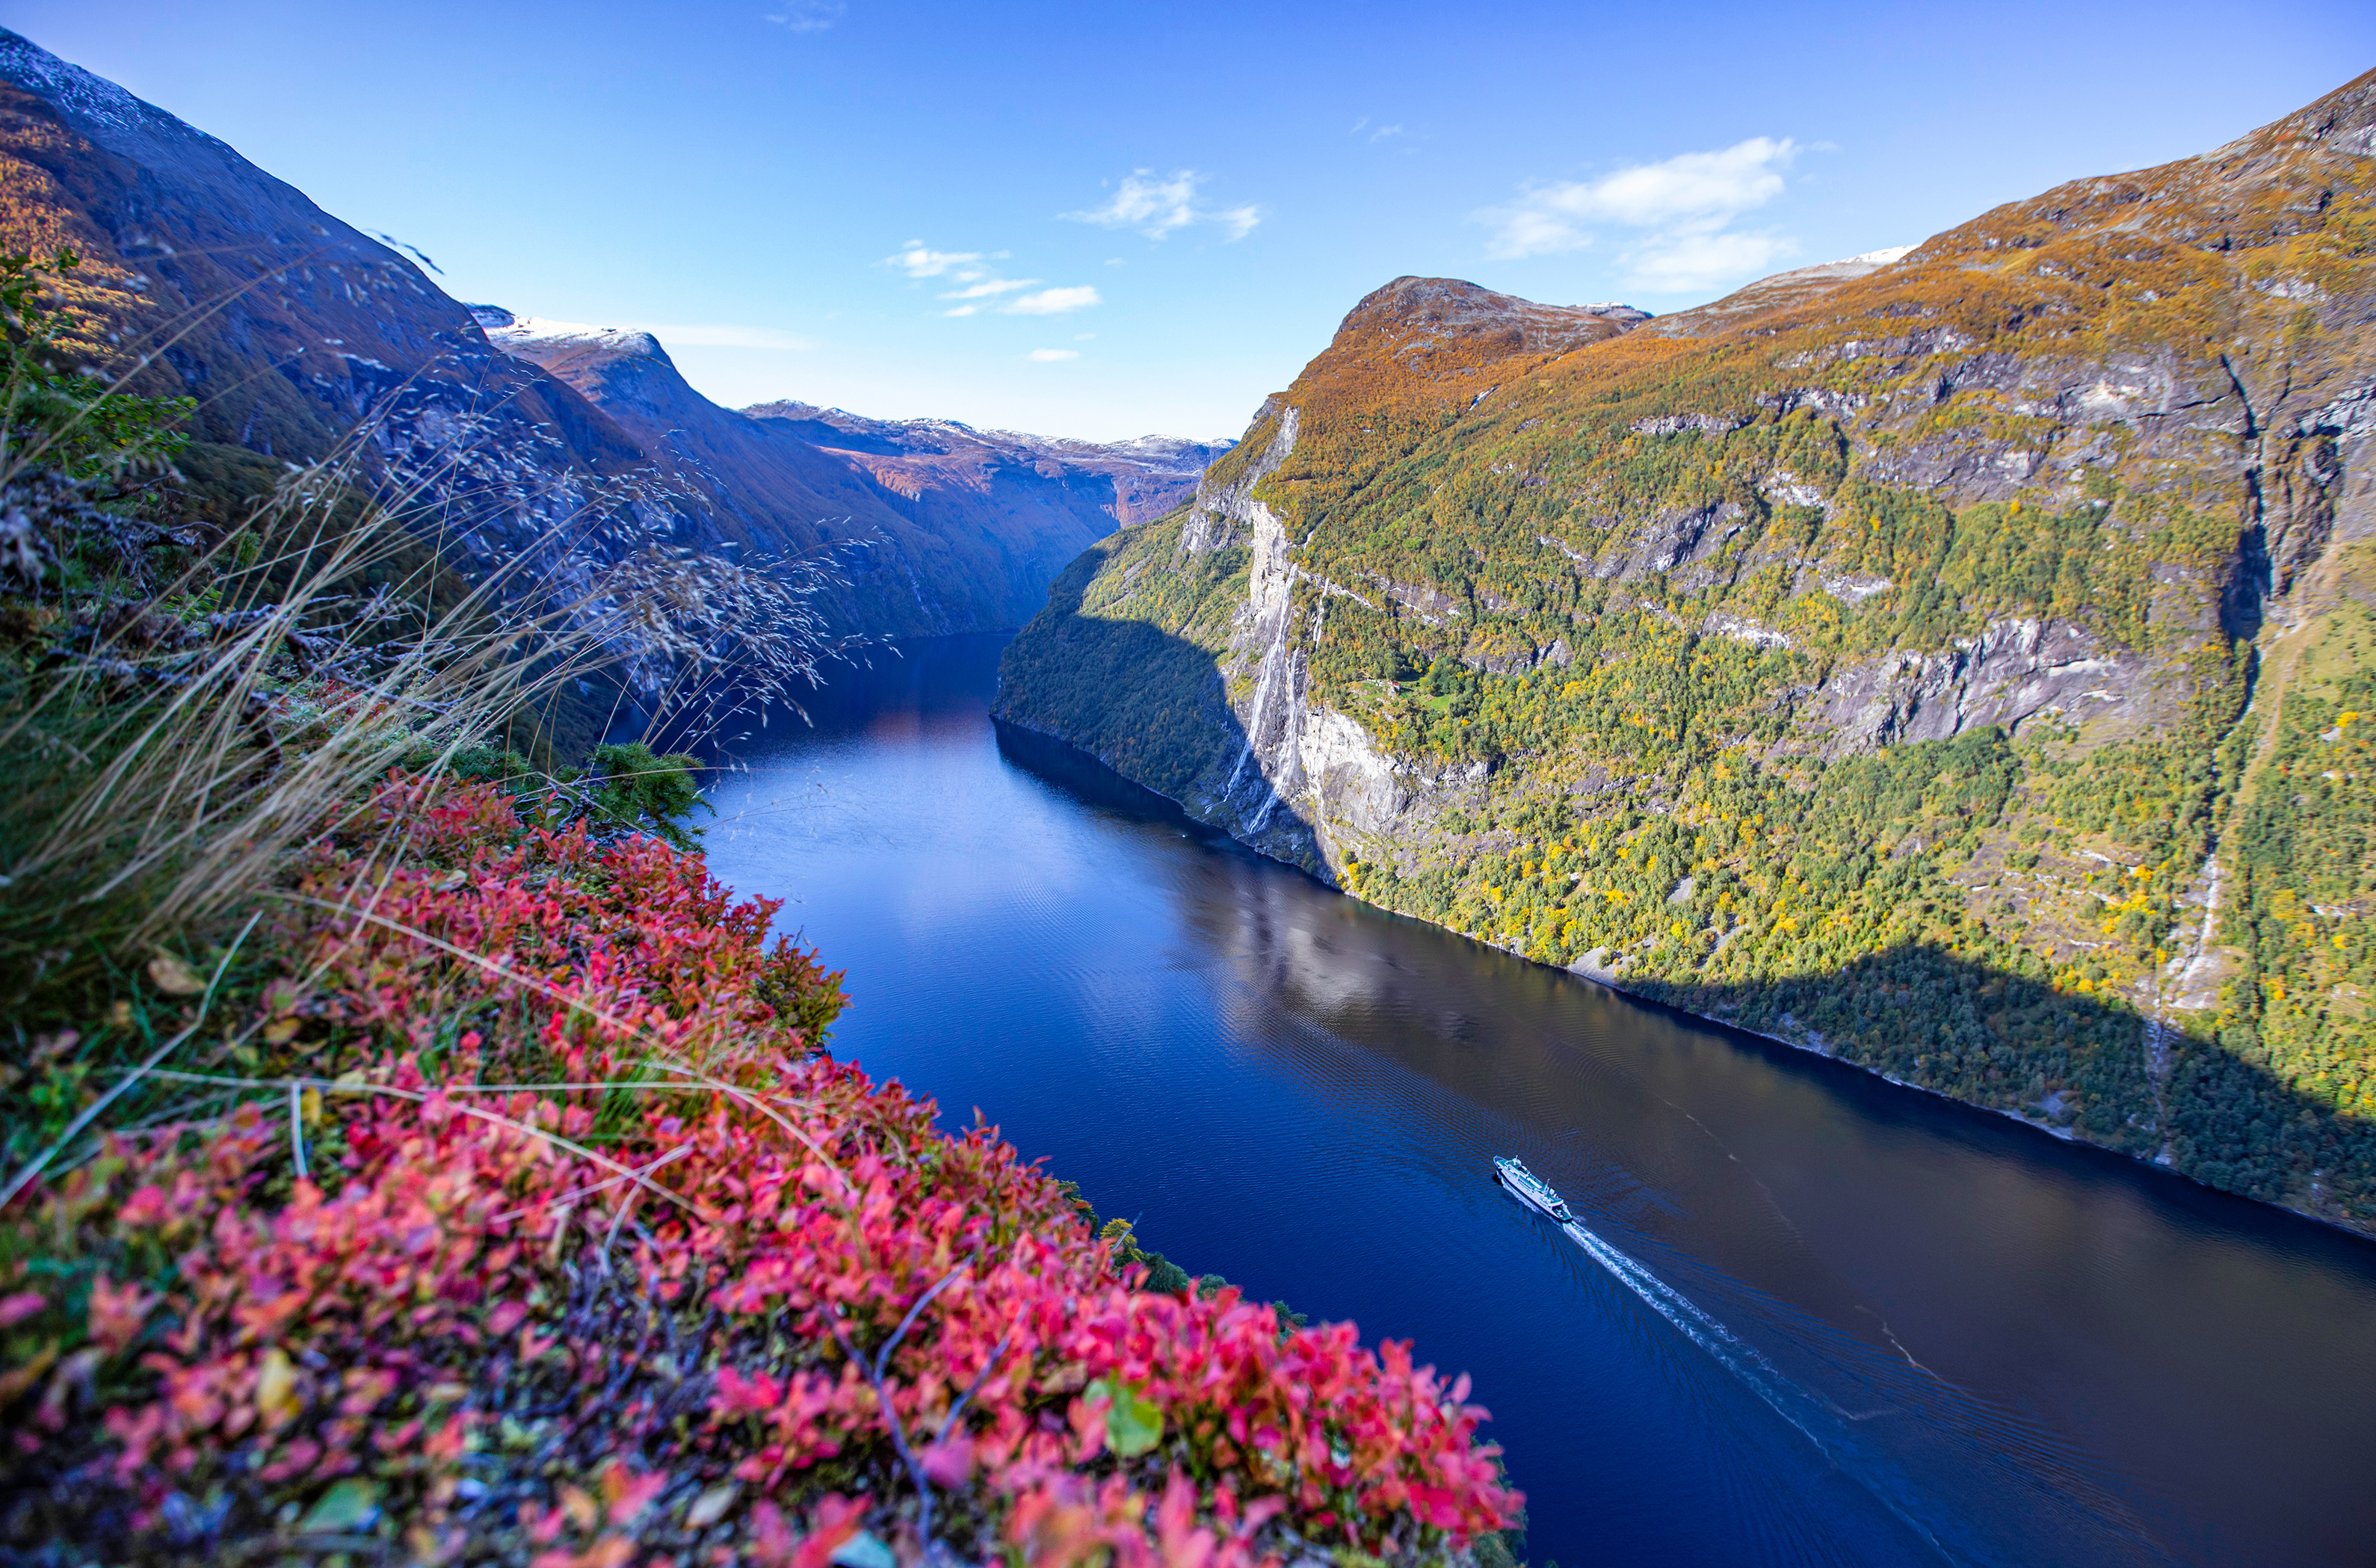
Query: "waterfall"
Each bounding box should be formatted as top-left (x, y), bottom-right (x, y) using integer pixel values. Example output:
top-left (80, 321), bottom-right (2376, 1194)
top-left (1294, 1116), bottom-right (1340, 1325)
top-left (1224, 596), bottom-right (1295, 806)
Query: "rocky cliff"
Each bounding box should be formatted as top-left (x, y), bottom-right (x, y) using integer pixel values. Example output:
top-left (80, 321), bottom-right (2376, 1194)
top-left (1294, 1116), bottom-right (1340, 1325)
top-left (999, 72), bottom-right (2376, 1232)
top-left (0, 27), bottom-right (1215, 646)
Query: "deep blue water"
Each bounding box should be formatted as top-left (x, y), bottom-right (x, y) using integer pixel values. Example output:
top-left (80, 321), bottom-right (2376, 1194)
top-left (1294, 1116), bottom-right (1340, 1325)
top-left (702, 634), bottom-right (2376, 1568)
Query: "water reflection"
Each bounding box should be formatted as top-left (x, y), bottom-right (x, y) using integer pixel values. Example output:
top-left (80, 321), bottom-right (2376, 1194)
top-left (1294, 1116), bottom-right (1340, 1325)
top-left (704, 635), bottom-right (2376, 1568)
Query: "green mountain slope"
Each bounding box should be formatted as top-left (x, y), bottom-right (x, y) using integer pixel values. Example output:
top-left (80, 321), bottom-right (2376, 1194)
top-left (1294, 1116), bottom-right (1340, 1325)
top-left (998, 70), bottom-right (2376, 1230)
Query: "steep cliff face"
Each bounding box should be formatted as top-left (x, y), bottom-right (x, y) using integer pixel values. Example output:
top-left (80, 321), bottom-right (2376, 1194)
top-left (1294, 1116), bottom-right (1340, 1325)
top-left (0, 27), bottom-right (1206, 643)
top-left (999, 70), bottom-right (2376, 1231)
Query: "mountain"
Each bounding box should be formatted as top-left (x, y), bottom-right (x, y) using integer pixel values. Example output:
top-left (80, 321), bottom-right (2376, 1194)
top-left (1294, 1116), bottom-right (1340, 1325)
top-left (998, 70), bottom-right (2376, 1231)
top-left (0, 26), bottom-right (1212, 643)
top-left (0, 28), bottom-right (647, 542)
top-left (739, 403), bottom-right (1223, 530)
top-left (472, 311), bottom-right (1222, 632)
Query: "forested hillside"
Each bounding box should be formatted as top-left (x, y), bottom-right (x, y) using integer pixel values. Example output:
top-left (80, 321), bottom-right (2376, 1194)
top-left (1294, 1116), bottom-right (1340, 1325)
top-left (1000, 72), bottom-right (2376, 1229)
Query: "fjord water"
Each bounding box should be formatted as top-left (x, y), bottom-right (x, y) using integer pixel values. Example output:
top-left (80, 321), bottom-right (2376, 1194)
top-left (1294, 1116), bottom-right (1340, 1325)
top-left (702, 635), bottom-right (2376, 1568)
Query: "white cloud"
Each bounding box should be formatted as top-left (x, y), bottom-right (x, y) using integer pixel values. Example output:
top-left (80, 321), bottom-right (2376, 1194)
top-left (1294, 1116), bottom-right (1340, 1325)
top-left (889, 244), bottom-right (1055, 314)
top-left (1002, 285), bottom-right (1101, 315)
top-left (1062, 170), bottom-right (1260, 241)
top-left (1028, 348), bottom-right (1080, 362)
top-left (1474, 136), bottom-right (1803, 291)
top-left (1626, 229), bottom-right (1800, 292)
top-left (888, 244), bottom-right (986, 280)
top-left (939, 277), bottom-right (1040, 300)
top-left (1073, 332), bottom-right (1095, 341)
top-left (762, 0), bottom-right (845, 32)
top-left (1369, 123), bottom-right (1402, 143)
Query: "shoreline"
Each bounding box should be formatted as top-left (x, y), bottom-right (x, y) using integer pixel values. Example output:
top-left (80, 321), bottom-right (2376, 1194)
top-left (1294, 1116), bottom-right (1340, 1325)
top-left (989, 710), bottom-right (2374, 1247)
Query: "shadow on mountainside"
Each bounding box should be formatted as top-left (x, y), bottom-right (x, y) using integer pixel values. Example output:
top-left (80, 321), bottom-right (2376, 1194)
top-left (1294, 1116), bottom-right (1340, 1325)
top-left (993, 546), bottom-right (1327, 877)
top-left (994, 545), bottom-right (2375, 1233)
top-left (1618, 948), bottom-right (2376, 1229)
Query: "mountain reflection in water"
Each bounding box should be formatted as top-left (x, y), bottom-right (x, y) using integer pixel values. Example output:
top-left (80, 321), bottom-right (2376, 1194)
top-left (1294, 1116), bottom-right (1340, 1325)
top-left (703, 634), bottom-right (2376, 1568)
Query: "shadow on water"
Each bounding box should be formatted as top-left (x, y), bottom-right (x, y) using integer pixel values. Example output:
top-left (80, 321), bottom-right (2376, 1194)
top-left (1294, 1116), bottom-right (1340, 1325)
top-left (993, 689), bottom-right (2376, 1568)
top-left (701, 633), bottom-right (2376, 1568)
top-left (1635, 947), bottom-right (2376, 1234)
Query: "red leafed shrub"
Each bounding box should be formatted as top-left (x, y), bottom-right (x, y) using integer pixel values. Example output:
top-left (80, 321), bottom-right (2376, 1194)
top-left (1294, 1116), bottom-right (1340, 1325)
top-left (0, 775), bottom-right (1519, 1565)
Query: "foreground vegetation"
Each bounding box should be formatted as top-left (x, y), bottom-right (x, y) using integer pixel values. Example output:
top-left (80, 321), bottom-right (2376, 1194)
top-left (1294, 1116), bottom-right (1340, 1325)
top-left (0, 257), bottom-right (1520, 1564)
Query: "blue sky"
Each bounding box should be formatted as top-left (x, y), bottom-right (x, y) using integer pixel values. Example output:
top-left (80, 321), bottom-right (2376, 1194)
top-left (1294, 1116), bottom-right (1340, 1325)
top-left (15, 1), bottom-right (2375, 441)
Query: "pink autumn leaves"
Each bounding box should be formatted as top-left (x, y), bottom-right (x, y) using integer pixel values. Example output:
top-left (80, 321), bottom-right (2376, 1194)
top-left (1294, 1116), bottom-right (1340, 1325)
top-left (0, 774), bottom-right (1519, 1564)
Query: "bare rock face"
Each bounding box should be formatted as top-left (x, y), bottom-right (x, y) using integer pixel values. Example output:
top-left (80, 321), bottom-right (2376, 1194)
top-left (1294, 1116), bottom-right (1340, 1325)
top-left (1179, 403), bottom-right (1297, 554)
top-left (1803, 619), bottom-right (2170, 750)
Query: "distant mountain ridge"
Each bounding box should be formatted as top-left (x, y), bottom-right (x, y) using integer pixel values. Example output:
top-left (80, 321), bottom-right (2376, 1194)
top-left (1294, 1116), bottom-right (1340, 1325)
top-left (0, 26), bottom-right (1213, 643)
top-left (998, 68), bottom-right (2376, 1232)
top-left (463, 309), bottom-right (1224, 634)
top-left (741, 398), bottom-right (1226, 528)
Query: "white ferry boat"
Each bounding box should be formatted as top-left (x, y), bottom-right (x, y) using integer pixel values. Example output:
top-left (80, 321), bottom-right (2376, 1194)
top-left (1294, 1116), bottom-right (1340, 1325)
top-left (1493, 1156), bottom-right (1576, 1224)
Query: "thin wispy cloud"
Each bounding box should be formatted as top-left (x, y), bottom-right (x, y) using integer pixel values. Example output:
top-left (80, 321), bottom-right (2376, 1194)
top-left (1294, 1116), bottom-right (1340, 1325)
top-left (1003, 285), bottom-right (1101, 315)
top-left (1028, 348), bottom-right (1080, 361)
top-left (1063, 170), bottom-right (1259, 241)
top-left (941, 277), bottom-right (1040, 299)
top-left (1349, 117), bottom-right (1403, 144)
top-left (887, 243), bottom-right (1100, 319)
top-left (888, 244), bottom-right (992, 280)
top-left (762, 0), bottom-right (845, 32)
top-left (1475, 136), bottom-right (1802, 291)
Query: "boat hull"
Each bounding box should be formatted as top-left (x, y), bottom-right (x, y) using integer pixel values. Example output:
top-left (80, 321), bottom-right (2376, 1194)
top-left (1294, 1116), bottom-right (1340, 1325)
top-left (1493, 1160), bottom-right (1575, 1223)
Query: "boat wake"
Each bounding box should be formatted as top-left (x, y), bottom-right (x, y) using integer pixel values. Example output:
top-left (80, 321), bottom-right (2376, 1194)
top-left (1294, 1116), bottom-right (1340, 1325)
top-left (1544, 1206), bottom-right (2175, 1567)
